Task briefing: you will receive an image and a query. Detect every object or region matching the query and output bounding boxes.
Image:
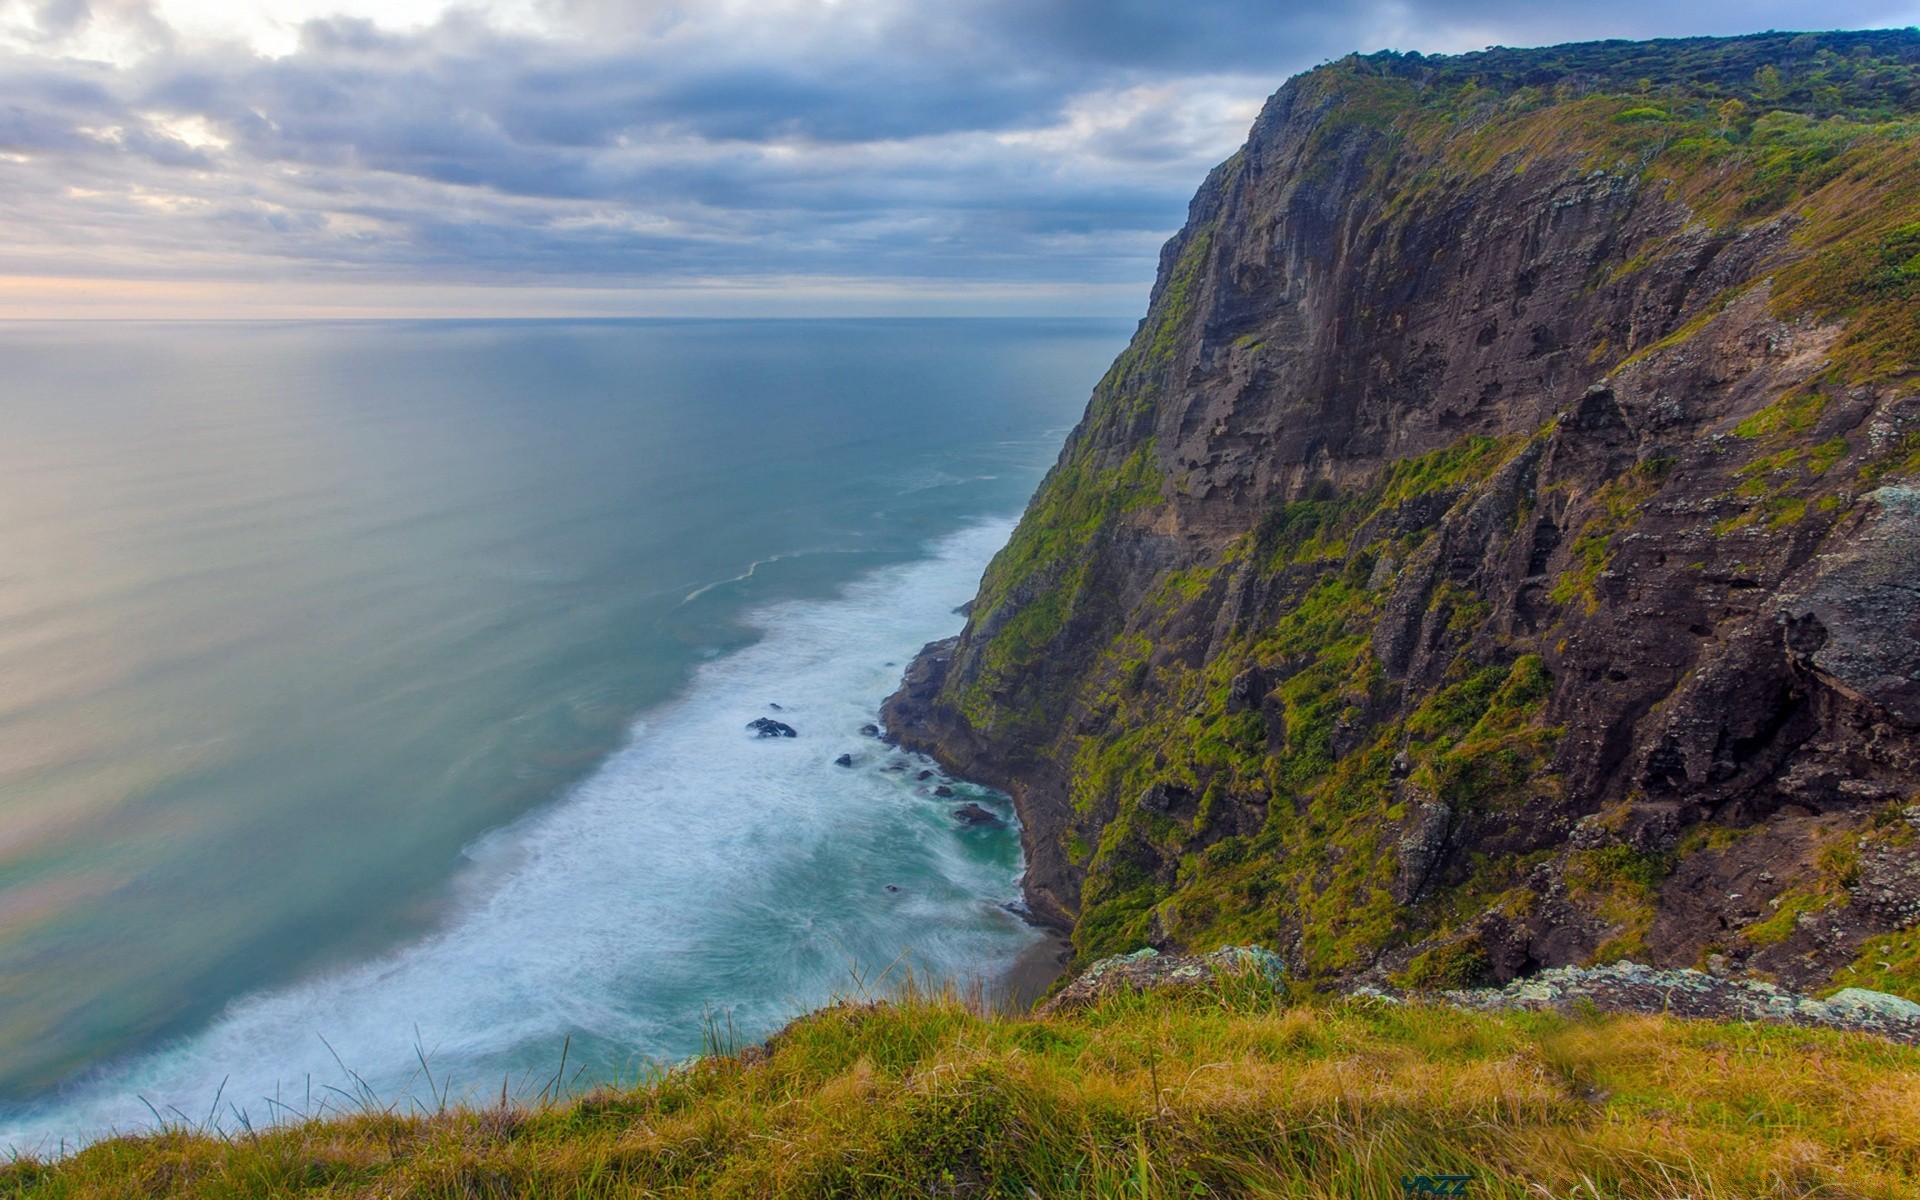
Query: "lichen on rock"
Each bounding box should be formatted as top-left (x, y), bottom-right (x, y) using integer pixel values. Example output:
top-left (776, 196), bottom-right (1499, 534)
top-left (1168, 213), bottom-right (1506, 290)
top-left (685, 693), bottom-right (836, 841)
top-left (1039, 945), bottom-right (1285, 1014)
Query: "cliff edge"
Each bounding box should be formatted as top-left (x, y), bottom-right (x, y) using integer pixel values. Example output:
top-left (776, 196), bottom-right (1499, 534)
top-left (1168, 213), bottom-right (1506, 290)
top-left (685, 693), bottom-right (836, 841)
top-left (886, 29), bottom-right (1920, 998)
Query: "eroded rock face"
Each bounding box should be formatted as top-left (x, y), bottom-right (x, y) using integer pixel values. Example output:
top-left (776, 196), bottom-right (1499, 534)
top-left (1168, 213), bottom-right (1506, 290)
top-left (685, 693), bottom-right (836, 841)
top-left (887, 36), bottom-right (1920, 995)
top-left (1393, 796), bottom-right (1452, 905)
top-left (1777, 487), bottom-right (1920, 728)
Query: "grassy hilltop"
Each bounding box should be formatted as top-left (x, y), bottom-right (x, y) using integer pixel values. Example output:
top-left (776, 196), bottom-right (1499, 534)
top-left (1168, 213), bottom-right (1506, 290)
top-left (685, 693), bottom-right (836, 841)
top-left (7, 971), bottom-right (1920, 1198)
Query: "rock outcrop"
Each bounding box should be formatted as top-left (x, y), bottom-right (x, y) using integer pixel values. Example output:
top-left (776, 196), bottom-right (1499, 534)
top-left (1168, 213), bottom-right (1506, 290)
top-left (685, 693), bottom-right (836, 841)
top-left (1431, 963), bottom-right (1920, 1044)
top-left (1038, 946), bottom-right (1285, 1014)
top-left (1056, 948), bottom-right (1920, 1043)
top-left (887, 32), bottom-right (1920, 1001)
top-left (953, 803), bottom-right (1005, 828)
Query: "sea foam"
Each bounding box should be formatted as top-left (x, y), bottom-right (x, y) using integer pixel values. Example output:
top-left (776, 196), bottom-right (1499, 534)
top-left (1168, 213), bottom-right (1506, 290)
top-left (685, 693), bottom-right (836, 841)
top-left (2, 518), bottom-right (1036, 1153)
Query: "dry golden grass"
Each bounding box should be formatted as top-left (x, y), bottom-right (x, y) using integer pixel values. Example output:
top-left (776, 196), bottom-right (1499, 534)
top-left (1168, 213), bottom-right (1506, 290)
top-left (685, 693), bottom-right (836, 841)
top-left (7, 972), bottom-right (1920, 1198)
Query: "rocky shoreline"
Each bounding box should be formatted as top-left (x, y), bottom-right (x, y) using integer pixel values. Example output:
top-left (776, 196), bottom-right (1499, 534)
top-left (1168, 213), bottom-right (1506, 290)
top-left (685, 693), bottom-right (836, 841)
top-left (840, 681), bottom-right (1077, 1005)
top-left (882, 635), bottom-right (1080, 933)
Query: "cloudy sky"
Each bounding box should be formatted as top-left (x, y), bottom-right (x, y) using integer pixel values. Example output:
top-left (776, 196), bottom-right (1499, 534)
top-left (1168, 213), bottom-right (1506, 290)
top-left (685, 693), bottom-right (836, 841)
top-left (1, 0), bottom-right (1916, 317)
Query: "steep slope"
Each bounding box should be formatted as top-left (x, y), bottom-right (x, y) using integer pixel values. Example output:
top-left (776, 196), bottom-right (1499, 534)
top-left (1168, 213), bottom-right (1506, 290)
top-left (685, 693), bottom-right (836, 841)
top-left (885, 30), bottom-right (1920, 997)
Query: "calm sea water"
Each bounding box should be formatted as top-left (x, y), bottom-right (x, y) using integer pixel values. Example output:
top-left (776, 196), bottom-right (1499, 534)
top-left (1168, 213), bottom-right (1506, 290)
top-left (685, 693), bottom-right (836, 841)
top-left (0, 317), bottom-right (1126, 1150)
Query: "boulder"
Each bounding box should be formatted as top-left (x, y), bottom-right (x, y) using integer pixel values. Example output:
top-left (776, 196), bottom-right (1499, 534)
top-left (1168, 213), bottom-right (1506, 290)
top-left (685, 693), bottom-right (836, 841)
top-left (1225, 667), bottom-right (1267, 714)
top-left (747, 717), bottom-right (797, 738)
top-left (1137, 781), bottom-right (1188, 815)
top-left (1391, 795), bottom-right (1452, 904)
top-left (953, 803), bottom-right (1004, 827)
top-left (1040, 946), bottom-right (1285, 1014)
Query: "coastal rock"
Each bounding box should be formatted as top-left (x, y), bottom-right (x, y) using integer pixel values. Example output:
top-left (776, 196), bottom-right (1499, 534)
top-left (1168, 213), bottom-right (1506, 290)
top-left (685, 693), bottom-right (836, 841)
top-left (834, 753), bottom-right (854, 767)
top-left (953, 803), bottom-right (1004, 828)
top-left (859, 724), bottom-right (881, 738)
top-left (1040, 946), bottom-right (1284, 1014)
top-left (933, 784), bottom-right (954, 797)
top-left (1428, 963), bottom-right (1920, 1045)
top-left (746, 717), bottom-right (797, 738)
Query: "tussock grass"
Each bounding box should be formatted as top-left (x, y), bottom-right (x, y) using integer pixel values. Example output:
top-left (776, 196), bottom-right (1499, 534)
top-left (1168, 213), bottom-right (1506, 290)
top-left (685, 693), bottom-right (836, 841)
top-left (7, 969), bottom-right (1919, 1198)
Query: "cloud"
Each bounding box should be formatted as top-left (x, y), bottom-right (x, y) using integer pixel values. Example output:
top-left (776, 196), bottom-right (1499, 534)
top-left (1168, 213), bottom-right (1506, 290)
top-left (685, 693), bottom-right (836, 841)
top-left (0, 0), bottom-right (1914, 314)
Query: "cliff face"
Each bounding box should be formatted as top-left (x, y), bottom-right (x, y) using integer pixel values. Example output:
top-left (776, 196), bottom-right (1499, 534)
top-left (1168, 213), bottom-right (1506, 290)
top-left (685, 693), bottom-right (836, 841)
top-left (886, 31), bottom-right (1920, 997)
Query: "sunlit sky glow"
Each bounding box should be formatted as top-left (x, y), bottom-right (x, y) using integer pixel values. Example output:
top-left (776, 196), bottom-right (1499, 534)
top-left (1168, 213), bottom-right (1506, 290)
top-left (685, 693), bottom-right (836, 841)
top-left (2, 0), bottom-right (1917, 317)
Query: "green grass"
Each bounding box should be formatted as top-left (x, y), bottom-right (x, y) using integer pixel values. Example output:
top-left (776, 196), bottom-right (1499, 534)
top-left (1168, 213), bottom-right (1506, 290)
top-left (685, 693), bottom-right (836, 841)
top-left (12, 971), bottom-right (1920, 1198)
top-left (1838, 927), bottom-right (1920, 1000)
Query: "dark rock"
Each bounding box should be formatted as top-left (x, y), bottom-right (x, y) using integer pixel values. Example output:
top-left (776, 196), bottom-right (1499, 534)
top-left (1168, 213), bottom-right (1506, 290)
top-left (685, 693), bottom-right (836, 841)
top-left (1852, 843), bottom-right (1920, 928)
top-left (746, 717), bottom-right (797, 738)
top-left (1329, 714), bottom-right (1368, 761)
top-left (933, 785), bottom-right (954, 797)
top-left (883, 760), bottom-right (908, 772)
top-left (953, 803), bottom-right (1004, 828)
top-left (858, 724), bottom-right (881, 738)
top-left (1392, 795), bottom-right (1452, 905)
top-left (768, 702), bottom-right (783, 711)
top-left (833, 753), bottom-right (854, 767)
top-left (1776, 486), bottom-right (1920, 728)
top-left (885, 885), bottom-right (900, 893)
top-left (915, 769), bottom-right (935, 781)
top-left (1137, 782), bottom-right (1189, 816)
top-left (1225, 667), bottom-right (1267, 714)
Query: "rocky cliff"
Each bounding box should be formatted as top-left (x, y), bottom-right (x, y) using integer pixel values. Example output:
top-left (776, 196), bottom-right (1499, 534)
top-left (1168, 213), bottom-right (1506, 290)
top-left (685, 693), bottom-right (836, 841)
top-left (886, 30), bottom-right (1920, 999)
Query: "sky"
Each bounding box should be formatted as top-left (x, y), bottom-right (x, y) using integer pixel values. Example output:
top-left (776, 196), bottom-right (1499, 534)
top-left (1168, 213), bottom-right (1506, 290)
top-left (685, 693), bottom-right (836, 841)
top-left (1, 0), bottom-right (1917, 317)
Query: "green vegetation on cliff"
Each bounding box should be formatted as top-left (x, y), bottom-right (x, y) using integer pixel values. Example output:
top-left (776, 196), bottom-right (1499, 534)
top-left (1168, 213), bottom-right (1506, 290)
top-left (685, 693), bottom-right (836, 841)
top-left (1324, 33), bottom-right (1920, 382)
top-left (1062, 431), bottom-right (1566, 975)
top-left (922, 28), bottom-right (1920, 1000)
top-left (11, 974), bottom-right (1920, 1199)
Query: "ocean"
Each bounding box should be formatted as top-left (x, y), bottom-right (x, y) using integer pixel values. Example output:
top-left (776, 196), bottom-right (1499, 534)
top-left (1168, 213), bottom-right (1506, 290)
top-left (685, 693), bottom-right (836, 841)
top-left (0, 317), bottom-right (1128, 1151)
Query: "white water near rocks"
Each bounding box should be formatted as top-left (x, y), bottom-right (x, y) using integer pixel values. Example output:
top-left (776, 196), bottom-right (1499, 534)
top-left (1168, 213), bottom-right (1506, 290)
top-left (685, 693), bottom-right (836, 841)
top-left (3, 519), bottom-right (1033, 1151)
top-left (0, 319), bottom-right (1128, 1153)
